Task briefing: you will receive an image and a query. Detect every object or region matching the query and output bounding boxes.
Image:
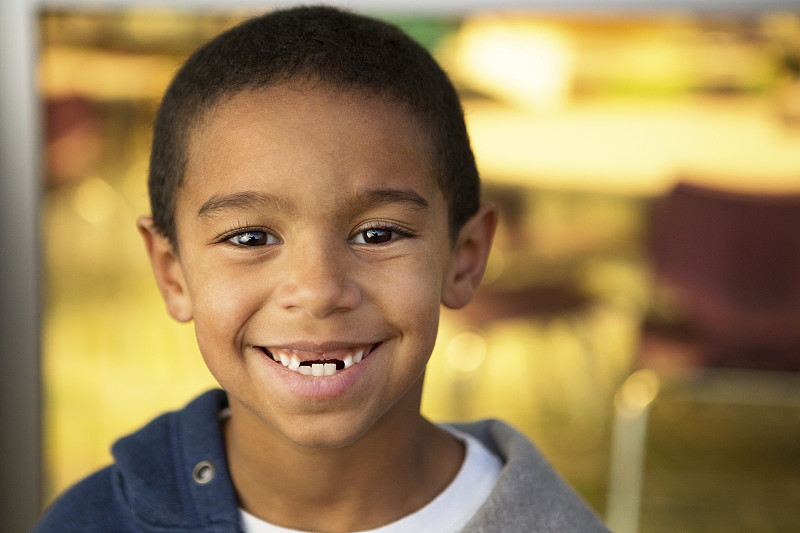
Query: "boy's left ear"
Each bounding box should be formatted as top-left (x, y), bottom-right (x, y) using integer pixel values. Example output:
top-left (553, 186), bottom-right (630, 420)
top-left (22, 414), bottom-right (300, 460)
top-left (442, 203), bottom-right (498, 309)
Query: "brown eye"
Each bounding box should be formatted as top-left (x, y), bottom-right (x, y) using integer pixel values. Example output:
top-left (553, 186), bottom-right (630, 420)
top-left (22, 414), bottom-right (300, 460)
top-left (351, 223), bottom-right (413, 245)
top-left (228, 230), bottom-right (277, 247)
top-left (362, 228), bottom-right (392, 244)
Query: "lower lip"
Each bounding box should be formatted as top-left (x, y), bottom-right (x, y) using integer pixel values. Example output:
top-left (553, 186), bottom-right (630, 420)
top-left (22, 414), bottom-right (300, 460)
top-left (258, 344), bottom-right (380, 400)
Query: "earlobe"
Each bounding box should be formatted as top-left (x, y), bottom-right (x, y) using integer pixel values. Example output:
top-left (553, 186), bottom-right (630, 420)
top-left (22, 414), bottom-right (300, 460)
top-left (442, 203), bottom-right (498, 310)
top-left (137, 216), bottom-right (193, 322)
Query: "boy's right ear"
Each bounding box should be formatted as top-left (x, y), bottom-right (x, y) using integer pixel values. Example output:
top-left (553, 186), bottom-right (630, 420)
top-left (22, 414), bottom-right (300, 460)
top-left (136, 216), bottom-right (193, 323)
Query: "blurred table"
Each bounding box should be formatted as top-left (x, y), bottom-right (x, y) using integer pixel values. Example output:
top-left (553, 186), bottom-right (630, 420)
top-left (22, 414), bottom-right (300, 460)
top-left (466, 96), bottom-right (800, 196)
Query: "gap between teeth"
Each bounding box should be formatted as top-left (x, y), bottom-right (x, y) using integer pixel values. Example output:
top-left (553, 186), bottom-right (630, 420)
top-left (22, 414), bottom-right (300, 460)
top-left (269, 348), bottom-right (366, 376)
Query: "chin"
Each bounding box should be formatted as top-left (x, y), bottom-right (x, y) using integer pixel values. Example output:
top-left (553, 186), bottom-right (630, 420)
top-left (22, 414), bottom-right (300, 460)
top-left (277, 413), bottom-right (374, 450)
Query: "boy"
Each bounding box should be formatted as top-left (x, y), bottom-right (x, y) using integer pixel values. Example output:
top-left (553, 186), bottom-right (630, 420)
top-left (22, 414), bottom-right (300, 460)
top-left (36, 6), bottom-right (609, 532)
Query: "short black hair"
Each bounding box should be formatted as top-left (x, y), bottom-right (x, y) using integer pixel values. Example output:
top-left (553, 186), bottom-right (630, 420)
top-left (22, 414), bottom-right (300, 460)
top-left (149, 5), bottom-right (480, 249)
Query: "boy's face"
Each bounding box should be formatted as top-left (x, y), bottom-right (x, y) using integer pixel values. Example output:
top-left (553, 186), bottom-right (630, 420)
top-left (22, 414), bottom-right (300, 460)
top-left (141, 84), bottom-right (493, 449)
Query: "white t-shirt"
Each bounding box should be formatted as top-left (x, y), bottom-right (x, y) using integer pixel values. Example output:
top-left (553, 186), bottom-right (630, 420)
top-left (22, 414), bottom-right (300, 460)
top-left (239, 425), bottom-right (502, 533)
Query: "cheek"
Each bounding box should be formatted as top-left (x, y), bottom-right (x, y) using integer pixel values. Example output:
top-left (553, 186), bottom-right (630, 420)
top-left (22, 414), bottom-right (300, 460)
top-left (375, 256), bottom-right (445, 339)
top-left (186, 265), bottom-right (264, 352)
top-left (190, 279), bottom-right (264, 392)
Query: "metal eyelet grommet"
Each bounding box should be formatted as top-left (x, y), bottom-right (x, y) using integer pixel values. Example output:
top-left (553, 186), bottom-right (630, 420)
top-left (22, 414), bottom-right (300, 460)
top-left (192, 460), bottom-right (216, 485)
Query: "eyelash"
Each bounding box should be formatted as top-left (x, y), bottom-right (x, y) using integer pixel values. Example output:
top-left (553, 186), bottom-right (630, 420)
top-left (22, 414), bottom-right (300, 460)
top-left (215, 225), bottom-right (280, 247)
top-left (350, 222), bottom-right (416, 245)
top-left (215, 222), bottom-right (416, 248)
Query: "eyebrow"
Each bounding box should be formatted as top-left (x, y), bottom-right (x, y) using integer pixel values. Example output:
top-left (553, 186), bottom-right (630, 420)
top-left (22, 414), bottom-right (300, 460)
top-left (197, 187), bottom-right (429, 218)
top-left (197, 191), bottom-right (292, 218)
top-left (359, 188), bottom-right (430, 211)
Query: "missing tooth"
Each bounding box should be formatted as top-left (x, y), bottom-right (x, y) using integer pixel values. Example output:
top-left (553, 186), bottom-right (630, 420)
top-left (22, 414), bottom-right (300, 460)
top-left (299, 359), bottom-right (345, 370)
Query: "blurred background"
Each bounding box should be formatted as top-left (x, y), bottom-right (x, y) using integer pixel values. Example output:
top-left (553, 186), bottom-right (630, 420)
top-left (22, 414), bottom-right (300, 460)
top-left (2, 0), bottom-right (800, 531)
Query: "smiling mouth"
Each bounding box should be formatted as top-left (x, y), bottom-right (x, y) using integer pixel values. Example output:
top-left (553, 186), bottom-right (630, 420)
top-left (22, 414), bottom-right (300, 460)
top-left (260, 344), bottom-right (378, 377)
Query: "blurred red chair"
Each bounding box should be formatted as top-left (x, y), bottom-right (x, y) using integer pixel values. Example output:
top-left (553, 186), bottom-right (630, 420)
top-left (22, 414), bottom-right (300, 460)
top-left (640, 181), bottom-right (800, 371)
top-left (608, 182), bottom-right (800, 533)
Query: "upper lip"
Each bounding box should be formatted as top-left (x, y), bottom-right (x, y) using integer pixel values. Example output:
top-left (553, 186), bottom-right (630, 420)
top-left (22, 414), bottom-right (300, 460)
top-left (263, 341), bottom-right (376, 353)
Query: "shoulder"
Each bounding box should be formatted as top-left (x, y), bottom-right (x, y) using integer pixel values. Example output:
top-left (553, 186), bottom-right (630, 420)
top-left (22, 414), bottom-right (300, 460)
top-left (34, 466), bottom-right (131, 533)
top-left (454, 419), bottom-right (611, 533)
top-left (34, 389), bottom-right (240, 533)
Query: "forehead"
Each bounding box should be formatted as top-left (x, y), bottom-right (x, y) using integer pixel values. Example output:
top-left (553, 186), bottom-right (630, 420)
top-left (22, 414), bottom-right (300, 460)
top-left (179, 84), bottom-right (438, 206)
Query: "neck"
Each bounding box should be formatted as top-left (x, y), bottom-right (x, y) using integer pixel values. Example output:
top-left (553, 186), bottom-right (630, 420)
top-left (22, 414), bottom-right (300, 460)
top-left (223, 386), bottom-right (464, 532)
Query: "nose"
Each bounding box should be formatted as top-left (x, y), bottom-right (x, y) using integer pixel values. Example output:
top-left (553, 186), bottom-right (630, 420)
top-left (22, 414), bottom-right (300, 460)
top-left (275, 242), bottom-right (361, 319)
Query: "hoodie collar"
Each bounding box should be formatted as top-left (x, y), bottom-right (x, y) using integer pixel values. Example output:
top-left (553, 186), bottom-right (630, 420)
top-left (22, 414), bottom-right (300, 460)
top-left (112, 389), bottom-right (240, 531)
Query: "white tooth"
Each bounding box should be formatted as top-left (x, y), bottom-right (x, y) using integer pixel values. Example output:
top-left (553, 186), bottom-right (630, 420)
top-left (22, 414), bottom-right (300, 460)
top-left (353, 349), bottom-right (364, 364)
top-left (311, 363), bottom-right (324, 376)
top-left (289, 355), bottom-right (301, 370)
top-left (324, 363), bottom-right (336, 376)
top-left (343, 354), bottom-right (354, 369)
top-left (299, 365), bottom-right (312, 376)
top-left (279, 352), bottom-right (290, 367)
